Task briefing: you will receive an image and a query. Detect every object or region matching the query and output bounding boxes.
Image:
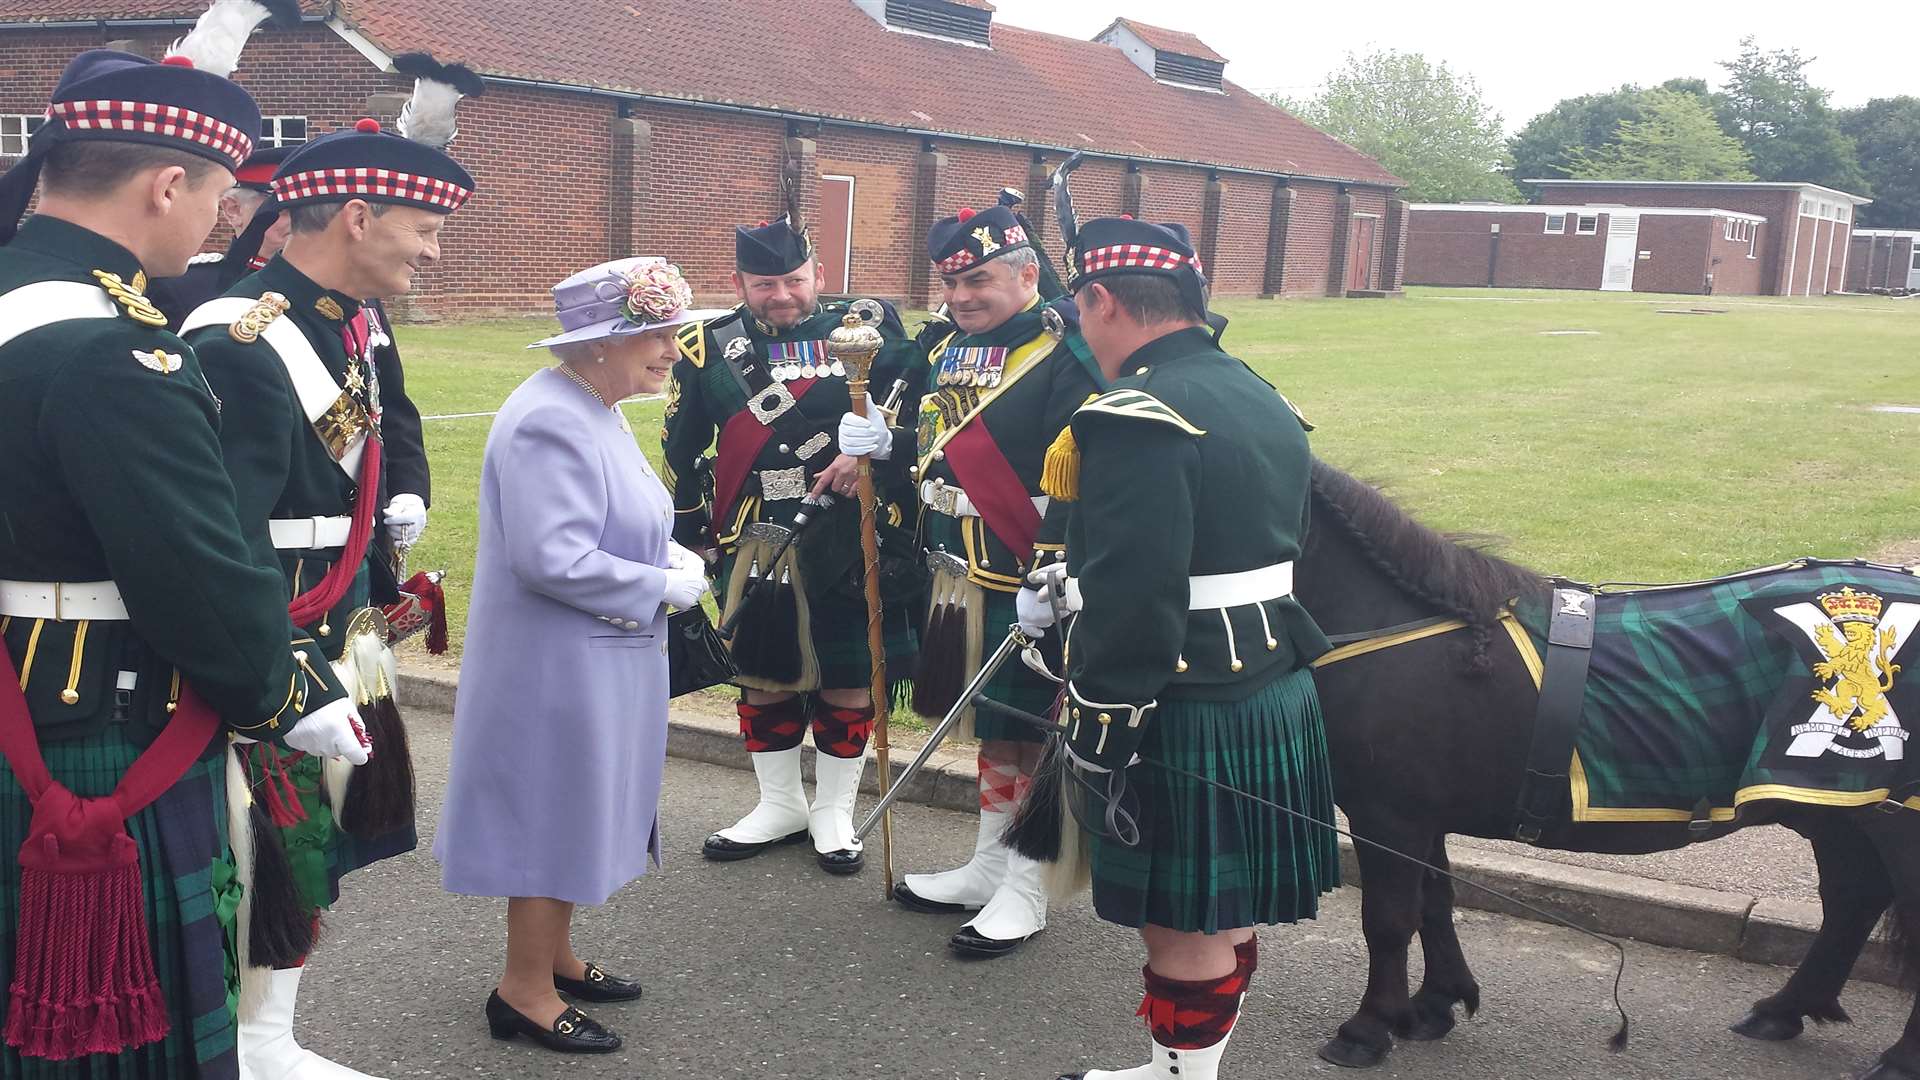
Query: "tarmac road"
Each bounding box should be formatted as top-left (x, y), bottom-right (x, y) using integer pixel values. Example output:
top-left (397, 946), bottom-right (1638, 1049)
top-left (297, 705), bottom-right (1908, 1079)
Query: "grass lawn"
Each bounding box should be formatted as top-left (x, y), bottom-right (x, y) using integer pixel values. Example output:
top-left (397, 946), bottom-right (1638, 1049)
top-left (392, 286), bottom-right (1920, 664)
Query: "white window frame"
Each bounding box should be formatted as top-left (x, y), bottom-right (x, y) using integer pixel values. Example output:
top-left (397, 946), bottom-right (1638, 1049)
top-left (1544, 213), bottom-right (1567, 234)
top-left (1748, 226), bottom-right (1758, 259)
top-left (1, 114), bottom-right (45, 157)
top-left (1802, 197), bottom-right (1816, 215)
top-left (1575, 214), bottom-right (1599, 235)
top-left (258, 115), bottom-right (309, 148)
top-left (1724, 220), bottom-right (1735, 241)
top-left (1910, 247), bottom-right (1920, 273)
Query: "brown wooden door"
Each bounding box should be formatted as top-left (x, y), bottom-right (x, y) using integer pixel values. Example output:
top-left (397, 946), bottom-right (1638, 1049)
top-left (816, 175), bottom-right (854, 294)
top-left (1347, 216), bottom-right (1377, 291)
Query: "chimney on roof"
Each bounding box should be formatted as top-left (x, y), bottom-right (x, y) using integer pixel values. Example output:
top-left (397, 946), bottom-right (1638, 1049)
top-left (854, 0), bottom-right (994, 48)
top-left (1095, 18), bottom-right (1226, 93)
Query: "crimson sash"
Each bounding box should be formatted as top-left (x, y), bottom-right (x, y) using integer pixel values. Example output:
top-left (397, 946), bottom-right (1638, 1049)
top-left (710, 378), bottom-right (818, 529)
top-left (943, 420), bottom-right (1042, 563)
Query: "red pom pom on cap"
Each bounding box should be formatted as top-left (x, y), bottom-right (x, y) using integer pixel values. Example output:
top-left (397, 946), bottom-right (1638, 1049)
top-left (354, 118), bottom-right (381, 133)
top-left (956, 207), bottom-right (976, 222)
top-left (160, 55), bottom-right (195, 67)
top-left (1119, 213), bottom-right (1134, 220)
top-left (757, 220), bottom-right (769, 227)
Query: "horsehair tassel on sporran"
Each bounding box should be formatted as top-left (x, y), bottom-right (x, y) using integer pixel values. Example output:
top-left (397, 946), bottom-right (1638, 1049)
top-left (227, 743), bottom-right (312, 973)
top-left (0, 663), bottom-right (224, 1060)
top-left (830, 300), bottom-right (895, 895)
top-left (911, 570), bottom-right (968, 720)
top-left (727, 548), bottom-right (804, 685)
top-left (336, 612), bottom-right (414, 838)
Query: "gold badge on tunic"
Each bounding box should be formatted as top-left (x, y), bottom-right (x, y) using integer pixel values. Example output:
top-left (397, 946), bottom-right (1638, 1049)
top-left (314, 296), bottom-right (345, 322)
top-left (230, 292), bottom-right (291, 343)
top-left (91, 270), bottom-right (167, 327)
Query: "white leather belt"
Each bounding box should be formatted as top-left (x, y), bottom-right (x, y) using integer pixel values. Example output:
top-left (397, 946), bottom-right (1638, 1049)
top-left (920, 479), bottom-right (1049, 519)
top-left (269, 516), bottom-right (352, 550)
top-left (1060, 562), bottom-right (1295, 612)
top-left (0, 580), bottom-right (129, 621)
top-left (1187, 562), bottom-right (1295, 609)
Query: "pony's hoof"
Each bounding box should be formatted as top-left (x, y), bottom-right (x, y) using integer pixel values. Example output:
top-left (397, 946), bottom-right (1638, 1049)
top-left (1318, 1035), bottom-right (1388, 1068)
top-left (1731, 1009), bottom-right (1804, 1042)
top-left (1403, 1009), bottom-right (1456, 1042)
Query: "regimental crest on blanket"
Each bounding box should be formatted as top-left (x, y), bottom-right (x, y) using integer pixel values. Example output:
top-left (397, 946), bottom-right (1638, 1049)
top-left (1752, 584), bottom-right (1920, 765)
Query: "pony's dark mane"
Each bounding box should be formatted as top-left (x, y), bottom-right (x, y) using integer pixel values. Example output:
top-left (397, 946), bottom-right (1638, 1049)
top-left (1308, 458), bottom-right (1550, 675)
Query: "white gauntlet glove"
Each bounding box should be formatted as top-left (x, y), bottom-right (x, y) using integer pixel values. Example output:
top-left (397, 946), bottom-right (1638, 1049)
top-left (663, 564), bottom-right (711, 611)
top-left (284, 698), bottom-right (371, 766)
top-left (383, 493), bottom-right (427, 546)
top-left (837, 397), bottom-right (893, 460)
top-left (1015, 586), bottom-right (1055, 639)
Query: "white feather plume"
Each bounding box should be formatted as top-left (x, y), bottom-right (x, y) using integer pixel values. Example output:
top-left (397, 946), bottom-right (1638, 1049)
top-left (164, 0), bottom-right (276, 79)
top-left (396, 78), bottom-right (463, 149)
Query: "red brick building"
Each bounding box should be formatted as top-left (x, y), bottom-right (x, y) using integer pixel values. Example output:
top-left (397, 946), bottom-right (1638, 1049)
top-left (1406, 203), bottom-right (1770, 295)
top-left (1528, 180), bottom-right (1871, 297)
top-left (2, 0), bottom-right (1407, 318)
top-left (1847, 229), bottom-right (1920, 294)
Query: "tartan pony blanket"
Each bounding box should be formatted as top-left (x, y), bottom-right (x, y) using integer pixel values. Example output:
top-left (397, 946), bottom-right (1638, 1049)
top-left (1509, 560), bottom-right (1920, 824)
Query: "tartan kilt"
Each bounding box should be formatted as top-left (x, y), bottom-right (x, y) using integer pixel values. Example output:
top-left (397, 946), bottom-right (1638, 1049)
top-left (1089, 666), bottom-right (1340, 933)
top-left (246, 749), bottom-right (416, 915)
top-left (804, 587), bottom-right (918, 692)
top-left (968, 587), bottom-right (1060, 744)
top-left (0, 733), bottom-right (241, 1079)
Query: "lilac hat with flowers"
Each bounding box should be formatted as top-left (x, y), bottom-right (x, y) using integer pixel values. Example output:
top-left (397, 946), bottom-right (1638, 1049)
top-left (527, 257), bottom-right (729, 349)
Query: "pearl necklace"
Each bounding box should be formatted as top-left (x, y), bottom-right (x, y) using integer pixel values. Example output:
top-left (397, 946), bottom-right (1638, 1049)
top-left (558, 363), bottom-right (612, 409)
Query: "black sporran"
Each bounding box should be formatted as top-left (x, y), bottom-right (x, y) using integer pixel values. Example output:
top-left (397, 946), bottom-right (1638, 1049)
top-left (669, 607), bottom-right (738, 697)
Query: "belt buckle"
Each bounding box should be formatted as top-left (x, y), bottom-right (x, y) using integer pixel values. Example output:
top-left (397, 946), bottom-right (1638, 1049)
top-left (759, 466), bottom-right (807, 501)
top-left (794, 432), bottom-right (832, 461)
top-left (747, 383), bottom-right (797, 426)
top-left (925, 480), bottom-right (959, 517)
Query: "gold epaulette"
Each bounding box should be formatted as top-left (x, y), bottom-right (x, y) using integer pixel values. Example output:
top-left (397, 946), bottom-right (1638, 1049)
top-left (1041, 392), bottom-right (1100, 502)
top-left (91, 269), bottom-right (166, 327)
top-left (1075, 388), bottom-right (1206, 436)
top-left (229, 292), bottom-right (290, 344)
top-left (1278, 391), bottom-right (1314, 431)
top-left (673, 321), bottom-right (706, 367)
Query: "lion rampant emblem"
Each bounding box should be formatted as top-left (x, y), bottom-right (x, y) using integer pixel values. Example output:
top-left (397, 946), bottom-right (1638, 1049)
top-left (1811, 588), bottom-right (1903, 733)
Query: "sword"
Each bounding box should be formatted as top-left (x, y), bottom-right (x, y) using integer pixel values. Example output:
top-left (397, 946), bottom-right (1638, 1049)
top-left (714, 494), bottom-right (832, 641)
top-left (852, 624), bottom-right (1038, 840)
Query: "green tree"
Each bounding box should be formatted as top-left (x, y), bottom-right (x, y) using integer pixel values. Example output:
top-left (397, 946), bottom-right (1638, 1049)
top-left (1282, 50), bottom-right (1518, 203)
top-left (1507, 86), bottom-right (1652, 189)
top-left (1566, 89), bottom-right (1755, 182)
top-left (1840, 97), bottom-right (1920, 226)
top-left (1712, 37), bottom-right (1865, 192)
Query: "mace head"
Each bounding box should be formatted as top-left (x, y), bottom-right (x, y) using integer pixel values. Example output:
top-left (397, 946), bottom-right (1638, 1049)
top-left (828, 298), bottom-right (886, 379)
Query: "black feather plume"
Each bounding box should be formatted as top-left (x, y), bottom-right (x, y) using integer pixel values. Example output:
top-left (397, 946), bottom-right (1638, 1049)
top-left (392, 51), bottom-right (487, 98)
top-left (258, 0), bottom-right (304, 28)
top-left (782, 171), bottom-right (806, 234)
top-left (1050, 151), bottom-right (1084, 257)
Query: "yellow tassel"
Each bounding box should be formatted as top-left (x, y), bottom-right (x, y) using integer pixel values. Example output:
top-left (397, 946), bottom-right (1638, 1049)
top-left (1041, 424), bottom-right (1080, 502)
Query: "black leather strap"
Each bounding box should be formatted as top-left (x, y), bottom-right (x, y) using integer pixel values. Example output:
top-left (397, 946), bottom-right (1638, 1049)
top-left (1513, 587), bottom-right (1597, 843)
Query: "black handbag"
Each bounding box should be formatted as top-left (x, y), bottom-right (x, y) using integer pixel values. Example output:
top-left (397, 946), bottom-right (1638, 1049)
top-left (668, 606), bottom-right (738, 698)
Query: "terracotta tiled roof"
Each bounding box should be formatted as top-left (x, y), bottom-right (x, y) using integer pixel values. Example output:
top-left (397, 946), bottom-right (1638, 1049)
top-left (6, 0), bottom-right (1400, 187)
top-left (1101, 17), bottom-right (1227, 64)
top-left (0, 0), bottom-right (326, 18)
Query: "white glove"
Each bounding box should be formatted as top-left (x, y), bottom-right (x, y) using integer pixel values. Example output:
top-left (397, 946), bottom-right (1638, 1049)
top-left (663, 563), bottom-right (711, 610)
top-left (284, 698), bottom-right (371, 766)
top-left (665, 540), bottom-right (699, 572)
top-left (383, 493), bottom-right (427, 546)
top-left (1015, 586), bottom-right (1055, 639)
top-left (837, 398), bottom-right (893, 460)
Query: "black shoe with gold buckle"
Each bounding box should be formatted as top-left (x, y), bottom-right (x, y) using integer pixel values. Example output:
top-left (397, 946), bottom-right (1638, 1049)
top-left (554, 962), bottom-right (643, 1003)
top-left (485, 991), bottom-right (621, 1054)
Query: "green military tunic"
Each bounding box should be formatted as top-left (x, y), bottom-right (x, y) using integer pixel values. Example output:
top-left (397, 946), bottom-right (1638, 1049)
top-left (0, 215), bottom-right (343, 1078)
top-left (186, 256), bottom-right (416, 911)
top-left (1060, 324), bottom-right (1338, 933)
top-left (662, 301), bottom-right (919, 691)
top-left (908, 297), bottom-right (1102, 737)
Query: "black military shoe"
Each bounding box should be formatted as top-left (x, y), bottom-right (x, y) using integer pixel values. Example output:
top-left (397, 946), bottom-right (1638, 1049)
top-left (891, 880), bottom-right (978, 914)
top-left (701, 828), bottom-right (809, 861)
top-left (817, 846), bottom-right (865, 875)
top-left (949, 924), bottom-right (1039, 957)
top-left (485, 992), bottom-right (621, 1054)
top-left (555, 962), bottom-right (643, 1003)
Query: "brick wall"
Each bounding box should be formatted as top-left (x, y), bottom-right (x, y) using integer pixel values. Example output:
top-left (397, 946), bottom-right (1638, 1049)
top-left (1849, 234), bottom-right (1918, 291)
top-left (1632, 215), bottom-right (1710, 295)
top-left (9, 25), bottom-right (1402, 315)
top-left (1703, 217), bottom-right (1765, 296)
top-left (1535, 184), bottom-right (1807, 295)
top-left (1406, 209), bottom-right (1605, 289)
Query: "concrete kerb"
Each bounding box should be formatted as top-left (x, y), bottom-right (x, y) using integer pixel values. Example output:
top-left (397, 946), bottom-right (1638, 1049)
top-left (397, 667), bottom-right (1903, 987)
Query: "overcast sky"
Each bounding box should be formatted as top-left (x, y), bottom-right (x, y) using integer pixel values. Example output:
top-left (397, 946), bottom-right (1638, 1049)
top-left (990, 0), bottom-right (1918, 132)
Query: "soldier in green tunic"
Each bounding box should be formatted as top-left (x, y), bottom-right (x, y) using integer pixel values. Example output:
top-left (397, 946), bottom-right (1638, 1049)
top-left (182, 54), bottom-right (481, 1080)
top-left (665, 213), bottom-right (919, 876)
top-left (1028, 209), bottom-right (1339, 1080)
top-left (0, 7), bottom-right (369, 1076)
top-left (873, 198), bottom-right (1103, 957)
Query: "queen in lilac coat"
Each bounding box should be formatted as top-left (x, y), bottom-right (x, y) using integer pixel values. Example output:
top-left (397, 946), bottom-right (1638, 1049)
top-left (433, 258), bottom-right (727, 1054)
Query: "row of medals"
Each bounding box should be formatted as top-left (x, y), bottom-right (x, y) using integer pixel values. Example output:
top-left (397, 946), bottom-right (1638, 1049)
top-left (771, 357), bottom-right (846, 382)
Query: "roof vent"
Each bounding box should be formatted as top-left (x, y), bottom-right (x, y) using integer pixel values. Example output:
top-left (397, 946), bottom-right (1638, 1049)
top-left (1095, 17), bottom-right (1226, 92)
top-left (855, 0), bottom-right (993, 48)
